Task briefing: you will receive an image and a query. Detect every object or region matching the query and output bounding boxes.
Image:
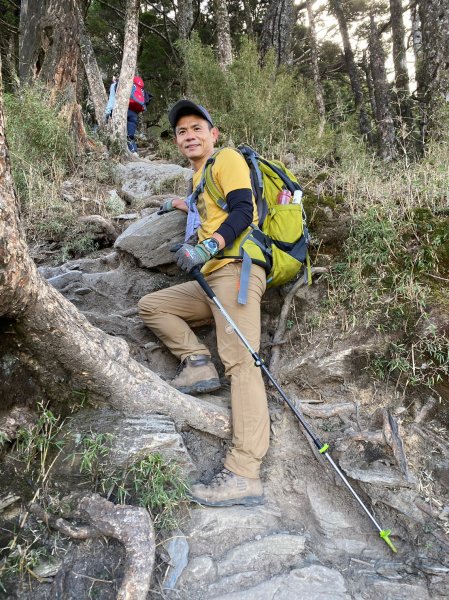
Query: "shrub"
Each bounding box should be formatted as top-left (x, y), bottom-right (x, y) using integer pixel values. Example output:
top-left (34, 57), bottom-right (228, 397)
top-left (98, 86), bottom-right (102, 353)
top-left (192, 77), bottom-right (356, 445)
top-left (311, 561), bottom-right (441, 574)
top-left (4, 85), bottom-right (75, 243)
top-left (179, 35), bottom-right (332, 158)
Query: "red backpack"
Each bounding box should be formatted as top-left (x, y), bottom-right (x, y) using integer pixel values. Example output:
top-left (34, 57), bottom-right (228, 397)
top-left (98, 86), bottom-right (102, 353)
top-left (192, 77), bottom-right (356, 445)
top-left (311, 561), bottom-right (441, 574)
top-left (129, 76), bottom-right (146, 113)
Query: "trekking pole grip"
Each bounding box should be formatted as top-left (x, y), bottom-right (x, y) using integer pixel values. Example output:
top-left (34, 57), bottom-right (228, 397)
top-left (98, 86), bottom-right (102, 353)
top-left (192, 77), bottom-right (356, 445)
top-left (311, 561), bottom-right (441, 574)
top-left (191, 268), bottom-right (215, 300)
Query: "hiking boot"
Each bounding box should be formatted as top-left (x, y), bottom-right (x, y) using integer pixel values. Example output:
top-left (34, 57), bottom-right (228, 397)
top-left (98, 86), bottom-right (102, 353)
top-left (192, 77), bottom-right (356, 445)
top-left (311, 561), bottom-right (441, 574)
top-left (189, 468), bottom-right (264, 507)
top-left (171, 354), bottom-right (221, 395)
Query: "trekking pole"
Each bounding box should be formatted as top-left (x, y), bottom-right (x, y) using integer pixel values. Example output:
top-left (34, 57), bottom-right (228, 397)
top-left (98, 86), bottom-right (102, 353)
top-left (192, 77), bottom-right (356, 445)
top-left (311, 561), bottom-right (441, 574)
top-left (191, 267), bottom-right (397, 553)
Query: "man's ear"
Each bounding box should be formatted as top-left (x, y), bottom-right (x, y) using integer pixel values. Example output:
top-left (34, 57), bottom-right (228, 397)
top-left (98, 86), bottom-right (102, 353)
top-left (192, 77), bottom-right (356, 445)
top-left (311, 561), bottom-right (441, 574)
top-left (212, 127), bottom-right (219, 142)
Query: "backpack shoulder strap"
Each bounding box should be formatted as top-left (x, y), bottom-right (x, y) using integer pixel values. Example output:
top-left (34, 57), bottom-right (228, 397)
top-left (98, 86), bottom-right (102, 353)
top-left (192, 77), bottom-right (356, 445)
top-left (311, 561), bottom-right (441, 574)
top-left (237, 144), bottom-right (268, 228)
top-left (202, 148), bottom-right (229, 211)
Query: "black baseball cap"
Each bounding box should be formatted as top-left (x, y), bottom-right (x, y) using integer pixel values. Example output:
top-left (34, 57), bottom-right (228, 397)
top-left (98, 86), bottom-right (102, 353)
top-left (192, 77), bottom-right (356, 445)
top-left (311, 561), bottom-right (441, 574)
top-left (168, 99), bottom-right (214, 129)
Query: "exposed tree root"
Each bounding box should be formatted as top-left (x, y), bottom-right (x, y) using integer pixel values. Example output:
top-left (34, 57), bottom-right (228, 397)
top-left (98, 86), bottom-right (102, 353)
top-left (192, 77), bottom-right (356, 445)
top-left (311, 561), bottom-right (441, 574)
top-left (30, 493), bottom-right (155, 600)
top-left (269, 267), bottom-right (328, 377)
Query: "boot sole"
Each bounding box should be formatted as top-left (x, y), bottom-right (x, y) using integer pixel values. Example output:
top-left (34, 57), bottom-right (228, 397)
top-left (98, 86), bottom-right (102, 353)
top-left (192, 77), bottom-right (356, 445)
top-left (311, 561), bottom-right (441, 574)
top-left (176, 378), bottom-right (221, 395)
top-left (189, 494), bottom-right (265, 507)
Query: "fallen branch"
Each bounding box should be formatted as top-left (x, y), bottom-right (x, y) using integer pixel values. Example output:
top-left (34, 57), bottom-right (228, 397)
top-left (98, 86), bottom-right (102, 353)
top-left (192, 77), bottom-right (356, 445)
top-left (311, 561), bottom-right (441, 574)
top-left (30, 493), bottom-right (155, 600)
top-left (269, 267), bottom-right (328, 377)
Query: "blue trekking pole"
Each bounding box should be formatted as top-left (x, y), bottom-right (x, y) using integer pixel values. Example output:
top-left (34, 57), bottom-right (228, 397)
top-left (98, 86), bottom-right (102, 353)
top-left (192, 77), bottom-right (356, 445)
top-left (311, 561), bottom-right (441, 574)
top-left (191, 267), bottom-right (397, 553)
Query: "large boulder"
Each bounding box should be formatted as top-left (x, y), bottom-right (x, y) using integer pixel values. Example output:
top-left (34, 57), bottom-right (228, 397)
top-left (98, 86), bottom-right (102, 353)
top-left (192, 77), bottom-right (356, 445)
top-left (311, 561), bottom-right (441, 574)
top-left (115, 161), bottom-right (192, 205)
top-left (114, 210), bottom-right (187, 269)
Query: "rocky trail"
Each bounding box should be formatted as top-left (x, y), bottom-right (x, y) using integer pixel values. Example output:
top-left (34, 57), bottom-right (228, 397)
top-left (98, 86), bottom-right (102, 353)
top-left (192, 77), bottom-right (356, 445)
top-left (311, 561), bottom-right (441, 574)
top-left (2, 157), bottom-right (448, 599)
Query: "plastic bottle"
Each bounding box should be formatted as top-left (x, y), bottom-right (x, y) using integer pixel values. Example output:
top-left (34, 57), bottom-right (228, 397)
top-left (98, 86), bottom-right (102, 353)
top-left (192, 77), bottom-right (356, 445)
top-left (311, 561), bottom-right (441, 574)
top-left (277, 189), bottom-right (292, 205)
top-left (292, 189), bottom-right (303, 204)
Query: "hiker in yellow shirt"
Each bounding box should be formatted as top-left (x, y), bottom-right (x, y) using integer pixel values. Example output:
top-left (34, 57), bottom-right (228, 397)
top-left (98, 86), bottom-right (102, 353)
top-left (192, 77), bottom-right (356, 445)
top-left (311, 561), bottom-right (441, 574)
top-left (138, 100), bottom-right (269, 507)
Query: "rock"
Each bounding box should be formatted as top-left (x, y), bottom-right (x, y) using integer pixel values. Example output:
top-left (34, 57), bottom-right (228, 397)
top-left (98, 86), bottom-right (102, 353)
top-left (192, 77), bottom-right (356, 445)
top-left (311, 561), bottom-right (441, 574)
top-left (364, 579), bottom-right (430, 599)
top-left (215, 533), bottom-right (305, 578)
top-left (106, 189), bottom-right (126, 214)
top-left (78, 215), bottom-right (118, 243)
top-left (210, 564), bottom-right (350, 600)
top-left (54, 409), bottom-right (196, 479)
top-left (186, 505), bottom-right (282, 558)
top-left (115, 161), bottom-right (192, 205)
top-left (113, 213), bottom-right (139, 221)
top-left (163, 530), bottom-right (189, 590)
top-left (47, 270), bottom-right (83, 290)
top-left (306, 482), bottom-right (381, 557)
top-left (180, 556), bottom-right (217, 587)
top-left (114, 210), bottom-right (186, 268)
top-left (362, 486), bottom-right (427, 524)
top-left (198, 533), bottom-right (307, 595)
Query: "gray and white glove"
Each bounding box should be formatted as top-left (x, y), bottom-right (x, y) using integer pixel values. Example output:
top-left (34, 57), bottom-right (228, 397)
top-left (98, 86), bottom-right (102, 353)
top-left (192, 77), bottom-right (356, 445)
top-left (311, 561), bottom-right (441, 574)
top-left (158, 198), bottom-right (181, 215)
top-left (175, 238), bottom-right (220, 273)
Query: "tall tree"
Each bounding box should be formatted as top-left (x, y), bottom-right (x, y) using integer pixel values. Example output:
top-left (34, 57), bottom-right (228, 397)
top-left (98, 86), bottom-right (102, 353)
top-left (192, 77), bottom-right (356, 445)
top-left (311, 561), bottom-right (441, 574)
top-left (214, 0), bottom-right (233, 68)
top-left (76, 2), bottom-right (108, 128)
top-left (329, 0), bottom-right (373, 142)
top-left (389, 0), bottom-right (411, 119)
top-left (260, 0), bottom-right (295, 67)
top-left (18, 0), bottom-right (90, 145)
top-left (369, 14), bottom-right (397, 160)
top-left (417, 0), bottom-right (449, 141)
top-left (306, 0), bottom-right (326, 136)
top-left (110, 0), bottom-right (140, 153)
top-left (178, 0), bottom-right (194, 40)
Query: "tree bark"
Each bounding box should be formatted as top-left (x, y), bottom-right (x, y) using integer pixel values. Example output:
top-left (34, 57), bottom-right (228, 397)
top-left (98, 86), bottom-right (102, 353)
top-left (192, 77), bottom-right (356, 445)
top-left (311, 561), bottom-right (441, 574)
top-left (110, 0), bottom-right (140, 153)
top-left (242, 0), bottom-right (254, 35)
top-left (260, 0), bottom-right (295, 67)
top-left (369, 14), bottom-right (398, 160)
top-left (0, 61), bottom-right (231, 441)
top-left (178, 0), bottom-right (194, 40)
top-left (306, 0), bottom-right (326, 136)
top-left (18, 0), bottom-right (90, 146)
top-left (362, 49), bottom-right (377, 120)
top-left (213, 0), bottom-right (233, 69)
top-left (329, 0), bottom-right (373, 143)
top-left (389, 0), bottom-right (411, 119)
top-left (417, 0), bottom-right (449, 141)
top-left (76, 2), bottom-right (108, 127)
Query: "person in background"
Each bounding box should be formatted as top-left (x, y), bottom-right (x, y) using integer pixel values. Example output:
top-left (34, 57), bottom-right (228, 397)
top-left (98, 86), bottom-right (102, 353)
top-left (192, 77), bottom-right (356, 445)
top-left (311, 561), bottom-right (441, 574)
top-left (105, 75), bottom-right (152, 155)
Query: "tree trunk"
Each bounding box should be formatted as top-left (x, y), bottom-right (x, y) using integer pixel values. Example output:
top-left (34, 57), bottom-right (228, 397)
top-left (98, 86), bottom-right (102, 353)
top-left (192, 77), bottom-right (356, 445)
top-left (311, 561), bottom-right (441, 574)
top-left (306, 0), bottom-right (326, 136)
top-left (369, 14), bottom-right (398, 160)
top-left (178, 0), bottom-right (194, 40)
top-left (260, 0), bottom-right (295, 67)
top-left (0, 60), bottom-right (231, 441)
top-left (242, 0), bottom-right (254, 35)
top-left (110, 0), bottom-right (140, 153)
top-left (417, 0), bottom-right (449, 141)
top-left (362, 49), bottom-right (377, 119)
top-left (76, 2), bottom-right (108, 127)
top-left (18, 0), bottom-right (90, 146)
top-left (213, 0), bottom-right (233, 69)
top-left (411, 4), bottom-right (422, 68)
top-left (389, 0), bottom-right (411, 119)
top-left (329, 0), bottom-right (373, 143)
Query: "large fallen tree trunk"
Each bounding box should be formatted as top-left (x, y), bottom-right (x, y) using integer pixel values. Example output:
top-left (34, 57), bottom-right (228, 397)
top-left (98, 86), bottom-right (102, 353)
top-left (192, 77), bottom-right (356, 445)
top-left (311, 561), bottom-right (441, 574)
top-left (0, 63), bottom-right (230, 440)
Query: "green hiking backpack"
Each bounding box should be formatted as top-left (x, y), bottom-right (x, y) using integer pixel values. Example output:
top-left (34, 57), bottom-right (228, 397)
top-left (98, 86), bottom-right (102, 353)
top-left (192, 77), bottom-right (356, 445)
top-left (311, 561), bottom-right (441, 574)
top-left (201, 145), bottom-right (312, 295)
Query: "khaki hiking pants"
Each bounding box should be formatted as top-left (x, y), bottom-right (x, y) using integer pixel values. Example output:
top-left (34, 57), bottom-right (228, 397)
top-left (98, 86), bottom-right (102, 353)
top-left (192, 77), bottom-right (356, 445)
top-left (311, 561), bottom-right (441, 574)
top-left (138, 262), bottom-right (270, 479)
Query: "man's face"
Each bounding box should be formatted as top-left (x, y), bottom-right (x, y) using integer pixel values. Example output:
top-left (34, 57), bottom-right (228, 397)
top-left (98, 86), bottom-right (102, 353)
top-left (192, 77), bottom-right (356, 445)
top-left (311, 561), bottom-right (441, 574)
top-left (174, 115), bottom-right (219, 166)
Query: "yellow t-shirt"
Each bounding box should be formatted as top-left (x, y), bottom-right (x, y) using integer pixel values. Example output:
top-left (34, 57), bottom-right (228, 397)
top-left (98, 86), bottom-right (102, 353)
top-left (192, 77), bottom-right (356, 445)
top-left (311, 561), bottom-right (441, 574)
top-left (192, 148), bottom-right (258, 275)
